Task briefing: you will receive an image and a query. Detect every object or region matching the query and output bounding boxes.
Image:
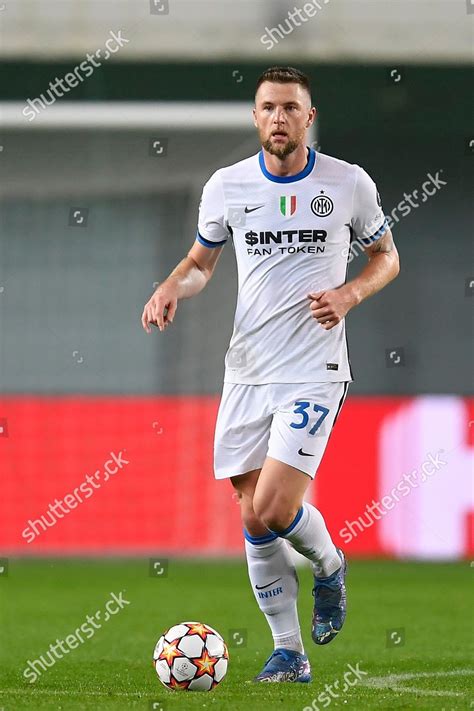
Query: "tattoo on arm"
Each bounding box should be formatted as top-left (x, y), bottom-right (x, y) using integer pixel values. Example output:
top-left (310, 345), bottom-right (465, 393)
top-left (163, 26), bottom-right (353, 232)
top-left (370, 231), bottom-right (394, 254)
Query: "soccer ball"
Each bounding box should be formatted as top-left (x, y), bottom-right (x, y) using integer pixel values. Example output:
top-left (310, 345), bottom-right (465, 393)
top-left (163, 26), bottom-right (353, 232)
top-left (153, 621), bottom-right (229, 691)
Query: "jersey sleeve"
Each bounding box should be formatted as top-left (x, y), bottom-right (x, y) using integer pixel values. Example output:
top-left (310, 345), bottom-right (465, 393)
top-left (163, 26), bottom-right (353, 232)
top-left (196, 170), bottom-right (230, 248)
top-left (351, 165), bottom-right (389, 245)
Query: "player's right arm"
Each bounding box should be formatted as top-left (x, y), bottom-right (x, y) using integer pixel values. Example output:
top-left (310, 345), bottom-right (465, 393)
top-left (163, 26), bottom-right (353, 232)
top-left (141, 243), bottom-right (224, 333)
top-left (141, 170), bottom-right (229, 334)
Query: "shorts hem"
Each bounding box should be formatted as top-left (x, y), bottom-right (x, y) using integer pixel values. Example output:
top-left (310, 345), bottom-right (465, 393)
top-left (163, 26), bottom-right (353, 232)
top-left (266, 453), bottom-right (317, 479)
top-left (214, 462), bottom-right (265, 480)
top-left (223, 377), bottom-right (353, 385)
top-left (214, 453), bottom-right (316, 480)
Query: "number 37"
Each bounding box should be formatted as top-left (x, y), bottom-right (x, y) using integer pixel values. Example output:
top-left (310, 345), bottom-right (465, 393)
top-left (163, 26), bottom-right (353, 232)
top-left (289, 401), bottom-right (329, 435)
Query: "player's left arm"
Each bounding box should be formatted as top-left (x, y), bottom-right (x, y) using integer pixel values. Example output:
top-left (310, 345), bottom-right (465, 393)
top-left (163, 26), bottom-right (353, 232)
top-left (308, 228), bottom-right (399, 330)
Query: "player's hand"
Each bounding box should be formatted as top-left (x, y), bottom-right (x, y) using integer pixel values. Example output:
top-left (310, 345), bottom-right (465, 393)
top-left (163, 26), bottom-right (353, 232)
top-left (141, 282), bottom-right (178, 333)
top-left (307, 286), bottom-right (356, 331)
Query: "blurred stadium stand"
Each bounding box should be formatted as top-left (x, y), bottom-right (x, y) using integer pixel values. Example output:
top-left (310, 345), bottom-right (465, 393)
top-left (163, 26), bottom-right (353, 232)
top-left (0, 0), bottom-right (472, 558)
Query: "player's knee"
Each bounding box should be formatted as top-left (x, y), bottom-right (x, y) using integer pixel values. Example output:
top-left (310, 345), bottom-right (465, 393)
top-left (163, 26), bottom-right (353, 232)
top-left (242, 510), bottom-right (268, 537)
top-left (253, 501), bottom-right (297, 533)
top-left (238, 497), bottom-right (268, 537)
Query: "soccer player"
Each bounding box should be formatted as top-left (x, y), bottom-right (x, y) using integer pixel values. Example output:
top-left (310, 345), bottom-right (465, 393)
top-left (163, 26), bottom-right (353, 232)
top-left (142, 66), bottom-right (399, 683)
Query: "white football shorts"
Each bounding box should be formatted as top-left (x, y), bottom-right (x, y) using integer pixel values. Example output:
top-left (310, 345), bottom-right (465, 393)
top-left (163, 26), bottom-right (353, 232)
top-left (213, 381), bottom-right (349, 480)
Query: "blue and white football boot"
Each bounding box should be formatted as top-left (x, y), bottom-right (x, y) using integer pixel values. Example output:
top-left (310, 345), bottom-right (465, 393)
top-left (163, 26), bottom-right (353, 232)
top-left (253, 648), bottom-right (311, 683)
top-left (312, 548), bottom-right (347, 645)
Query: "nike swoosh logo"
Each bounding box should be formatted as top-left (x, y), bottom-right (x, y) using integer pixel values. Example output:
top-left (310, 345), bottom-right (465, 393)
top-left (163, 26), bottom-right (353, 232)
top-left (244, 205), bottom-right (265, 213)
top-left (255, 577), bottom-right (282, 590)
top-left (298, 448), bottom-right (314, 457)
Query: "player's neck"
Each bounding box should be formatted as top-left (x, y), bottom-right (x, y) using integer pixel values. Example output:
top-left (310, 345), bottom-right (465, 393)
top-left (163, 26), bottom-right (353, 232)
top-left (261, 144), bottom-right (310, 178)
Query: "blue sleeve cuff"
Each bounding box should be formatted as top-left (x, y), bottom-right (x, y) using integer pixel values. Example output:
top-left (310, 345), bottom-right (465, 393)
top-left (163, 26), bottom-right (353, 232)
top-left (359, 217), bottom-right (389, 245)
top-left (196, 231), bottom-right (227, 248)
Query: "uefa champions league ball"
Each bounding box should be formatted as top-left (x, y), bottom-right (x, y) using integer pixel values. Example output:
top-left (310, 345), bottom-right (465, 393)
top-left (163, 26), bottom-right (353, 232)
top-left (153, 621), bottom-right (229, 691)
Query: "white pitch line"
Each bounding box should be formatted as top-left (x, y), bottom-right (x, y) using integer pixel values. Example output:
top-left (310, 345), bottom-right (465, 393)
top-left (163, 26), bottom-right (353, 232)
top-left (0, 688), bottom-right (147, 697)
top-left (362, 669), bottom-right (474, 698)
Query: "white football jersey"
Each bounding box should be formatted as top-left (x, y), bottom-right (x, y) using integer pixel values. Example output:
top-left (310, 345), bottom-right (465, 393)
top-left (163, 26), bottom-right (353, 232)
top-left (197, 147), bottom-right (388, 385)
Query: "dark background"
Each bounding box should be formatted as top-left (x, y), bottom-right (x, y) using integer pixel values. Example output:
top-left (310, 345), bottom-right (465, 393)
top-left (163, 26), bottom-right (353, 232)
top-left (1, 63), bottom-right (472, 395)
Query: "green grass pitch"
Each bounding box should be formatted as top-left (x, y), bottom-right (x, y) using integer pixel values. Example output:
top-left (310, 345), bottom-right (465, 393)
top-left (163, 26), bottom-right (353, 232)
top-left (0, 558), bottom-right (472, 710)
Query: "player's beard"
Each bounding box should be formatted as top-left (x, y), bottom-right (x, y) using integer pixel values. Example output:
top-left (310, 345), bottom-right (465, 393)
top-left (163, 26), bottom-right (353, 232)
top-left (261, 136), bottom-right (300, 159)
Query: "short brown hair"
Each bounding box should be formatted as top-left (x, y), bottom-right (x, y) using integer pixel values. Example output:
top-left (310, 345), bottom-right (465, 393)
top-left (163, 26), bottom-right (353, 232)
top-left (255, 66), bottom-right (311, 100)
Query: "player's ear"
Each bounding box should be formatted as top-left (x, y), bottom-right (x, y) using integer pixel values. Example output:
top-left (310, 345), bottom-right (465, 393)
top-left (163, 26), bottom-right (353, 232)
top-left (252, 106), bottom-right (258, 127)
top-left (306, 107), bottom-right (317, 128)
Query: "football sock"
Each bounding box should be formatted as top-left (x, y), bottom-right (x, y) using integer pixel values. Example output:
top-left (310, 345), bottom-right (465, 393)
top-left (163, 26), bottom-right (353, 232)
top-left (244, 530), bottom-right (304, 654)
top-left (272, 502), bottom-right (341, 578)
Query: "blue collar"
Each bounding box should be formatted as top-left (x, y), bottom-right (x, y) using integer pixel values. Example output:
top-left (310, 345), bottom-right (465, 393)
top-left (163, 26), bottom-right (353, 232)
top-left (258, 146), bottom-right (316, 183)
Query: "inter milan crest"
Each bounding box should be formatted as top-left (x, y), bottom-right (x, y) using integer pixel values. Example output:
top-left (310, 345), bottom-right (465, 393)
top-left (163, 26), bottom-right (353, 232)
top-left (279, 195), bottom-right (297, 217)
top-left (311, 191), bottom-right (334, 217)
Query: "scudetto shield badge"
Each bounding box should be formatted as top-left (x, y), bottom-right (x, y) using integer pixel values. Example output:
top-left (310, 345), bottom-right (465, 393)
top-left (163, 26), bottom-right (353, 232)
top-left (280, 195), bottom-right (297, 217)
